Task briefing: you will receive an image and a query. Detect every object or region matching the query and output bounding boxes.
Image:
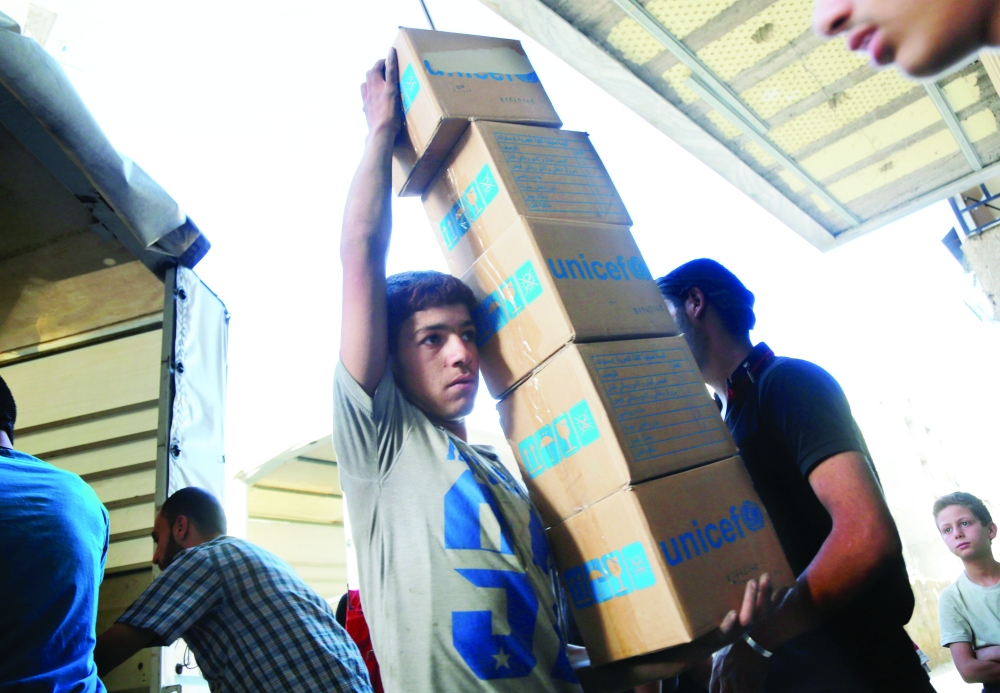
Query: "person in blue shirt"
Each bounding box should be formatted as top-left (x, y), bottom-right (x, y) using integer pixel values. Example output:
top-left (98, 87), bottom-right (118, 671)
top-left (0, 373), bottom-right (110, 693)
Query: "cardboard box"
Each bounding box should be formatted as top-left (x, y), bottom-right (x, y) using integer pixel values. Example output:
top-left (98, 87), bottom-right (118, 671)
top-left (392, 28), bottom-right (562, 196)
top-left (464, 219), bottom-right (675, 397)
top-left (499, 336), bottom-right (737, 526)
top-left (547, 456), bottom-right (795, 664)
top-left (424, 121), bottom-right (632, 275)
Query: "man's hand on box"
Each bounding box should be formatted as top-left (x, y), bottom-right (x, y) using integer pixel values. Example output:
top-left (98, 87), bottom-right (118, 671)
top-left (360, 48), bottom-right (401, 142)
top-left (706, 574), bottom-right (782, 693)
top-left (574, 574), bottom-right (780, 693)
top-left (709, 573), bottom-right (784, 693)
top-left (714, 573), bottom-right (779, 646)
top-left (709, 639), bottom-right (769, 693)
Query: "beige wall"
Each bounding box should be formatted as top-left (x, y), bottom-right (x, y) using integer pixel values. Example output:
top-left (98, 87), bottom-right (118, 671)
top-left (963, 225), bottom-right (1000, 315)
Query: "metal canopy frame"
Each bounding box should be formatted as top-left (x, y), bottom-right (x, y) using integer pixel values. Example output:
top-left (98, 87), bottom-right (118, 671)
top-left (480, 0), bottom-right (1000, 251)
top-left (683, 75), bottom-right (861, 226)
top-left (924, 82), bottom-right (983, 172)
top-left (610, 0), bottom-right (770, 135)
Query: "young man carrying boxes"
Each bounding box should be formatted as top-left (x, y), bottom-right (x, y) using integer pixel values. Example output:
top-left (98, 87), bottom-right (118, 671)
top-left (657, 259), bottom-right (933, 693)
top-left (395, 26), bottom-right (796, 687)
top-left (333, 48), bottom-right (774, 693)
top-left (401, 32), bottom-right (797, 679)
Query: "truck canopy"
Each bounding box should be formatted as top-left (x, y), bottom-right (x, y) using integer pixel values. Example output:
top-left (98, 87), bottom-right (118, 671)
top-left (0, 10), bottom-right (209, 276)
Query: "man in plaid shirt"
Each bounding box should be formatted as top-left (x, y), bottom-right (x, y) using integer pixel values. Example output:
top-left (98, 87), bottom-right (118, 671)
top-left (94, 487), bottom-right (371, 693)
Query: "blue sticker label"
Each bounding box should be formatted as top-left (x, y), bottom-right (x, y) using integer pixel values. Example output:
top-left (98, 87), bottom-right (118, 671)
top-left (517, 400), bottom-right (600, 479)
top-left (564, 542), bottom-right (656, 609)
top-left (472, 260), bottom-right (543, 346)
top-left (439, 165), bottom-right (499, 248)
top-left (439, 202), bottom-right (471, 251)
top-left (400, 63), bottom-right (421, 114)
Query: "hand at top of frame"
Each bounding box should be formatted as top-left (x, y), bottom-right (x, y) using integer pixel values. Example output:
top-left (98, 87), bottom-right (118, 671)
top-left (360, 47), bottom-right (402, 142)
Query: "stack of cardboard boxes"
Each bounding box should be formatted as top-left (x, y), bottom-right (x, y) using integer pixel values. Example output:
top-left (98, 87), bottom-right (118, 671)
top-left (392, 27), bottom-right (794, 666)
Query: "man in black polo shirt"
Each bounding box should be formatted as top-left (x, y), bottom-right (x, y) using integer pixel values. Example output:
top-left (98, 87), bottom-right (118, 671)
top-left (657, 259), bottom-right (932, 693)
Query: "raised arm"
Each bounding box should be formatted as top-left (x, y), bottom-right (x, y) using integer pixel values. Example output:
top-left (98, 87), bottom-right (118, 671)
top-left (340, 49), bottom-right (402, 395)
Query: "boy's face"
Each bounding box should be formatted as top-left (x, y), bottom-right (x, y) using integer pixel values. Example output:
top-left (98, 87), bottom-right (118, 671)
top-left (393, 304), bottom-right (479, 423)
top-left (937, 504), bottom-right (997, 560)
top-left (812, 0), bottom-right (995, 77)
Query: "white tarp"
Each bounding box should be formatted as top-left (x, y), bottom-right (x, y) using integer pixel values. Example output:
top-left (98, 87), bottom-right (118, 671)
top-left (0, 11), bottom-right (207, 264)
top-left (167, 266), bottom-right (229, 501)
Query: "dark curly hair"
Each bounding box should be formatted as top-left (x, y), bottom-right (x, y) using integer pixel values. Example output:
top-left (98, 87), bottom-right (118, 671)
top-left (386, 271), bottom-right (477, 353)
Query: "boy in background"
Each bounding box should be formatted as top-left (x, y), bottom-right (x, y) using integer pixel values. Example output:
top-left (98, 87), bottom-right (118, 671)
top-left (934, 492), bottom-right (1000, 690)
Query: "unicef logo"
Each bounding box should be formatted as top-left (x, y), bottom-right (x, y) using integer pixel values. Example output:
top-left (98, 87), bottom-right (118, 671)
top-left (627, 256), bottom-right (653, 280)
top-left (740, 501), bottom-right (766, 532)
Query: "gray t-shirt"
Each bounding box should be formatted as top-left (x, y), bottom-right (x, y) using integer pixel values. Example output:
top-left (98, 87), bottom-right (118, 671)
top-left (332, 362), bottom-right (581, 693)
top-left (939, 571), bottom-right (1000, 649)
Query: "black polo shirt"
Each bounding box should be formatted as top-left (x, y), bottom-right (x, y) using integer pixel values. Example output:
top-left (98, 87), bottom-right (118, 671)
top-left (725, 343), bottom-right (931, 692)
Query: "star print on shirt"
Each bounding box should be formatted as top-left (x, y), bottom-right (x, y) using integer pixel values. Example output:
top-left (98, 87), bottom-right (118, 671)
top-left (492, 646), bottom-right (511, 670)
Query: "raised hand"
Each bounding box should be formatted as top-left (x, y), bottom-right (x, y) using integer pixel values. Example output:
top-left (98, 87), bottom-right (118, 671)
top-left (360, 48), bottom-right (402, 141)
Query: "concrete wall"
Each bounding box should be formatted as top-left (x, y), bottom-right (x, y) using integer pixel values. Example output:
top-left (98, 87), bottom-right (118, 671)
top-left (963, 224), bottom-right (1000, 315)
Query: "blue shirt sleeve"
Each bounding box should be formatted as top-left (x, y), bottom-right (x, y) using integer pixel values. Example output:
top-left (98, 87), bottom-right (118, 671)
top-left (117, 544), bottom-right (220, 645)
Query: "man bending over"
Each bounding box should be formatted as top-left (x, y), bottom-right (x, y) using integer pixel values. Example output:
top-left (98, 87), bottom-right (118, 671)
top-left (94, 487), bottom-right (371, 693)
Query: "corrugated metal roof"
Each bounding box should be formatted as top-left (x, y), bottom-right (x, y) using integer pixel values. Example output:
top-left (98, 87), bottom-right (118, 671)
top-left (482, 0), bottom-right (1000, 249)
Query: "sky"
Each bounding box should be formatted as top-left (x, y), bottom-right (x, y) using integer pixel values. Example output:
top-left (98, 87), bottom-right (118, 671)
top-left (18, 0), bottom-right (1000, 575)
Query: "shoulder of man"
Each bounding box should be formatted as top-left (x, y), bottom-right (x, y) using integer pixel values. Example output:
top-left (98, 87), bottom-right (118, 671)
top-left (756, 356), bottom-right (848, 411)
top-left (163, 535), bottom-right (229, 572)
top-left (759, 356), bottom-right (840, 390)
top-left (333, 359), bottom-right (428, 484)
top-left (8, 450), bottom-right (109, 526)
top-left (204, 536), bottom-right (300, 576)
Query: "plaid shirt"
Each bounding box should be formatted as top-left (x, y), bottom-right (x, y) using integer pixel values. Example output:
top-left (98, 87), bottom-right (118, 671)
top-left (118, 536), bottom-right (371, 693)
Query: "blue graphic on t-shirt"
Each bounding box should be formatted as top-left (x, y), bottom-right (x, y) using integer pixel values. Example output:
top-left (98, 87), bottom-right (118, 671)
top-left (444, 440), bottom-right (577, 684)
top-left (453, 569), bottom-right (538, 679)
top-left (444, 470), bottom-right (513, 555)
top-left (529, 509), bottom-right (549, 570)
top-left (549, 602), bottom-right (578, 683)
